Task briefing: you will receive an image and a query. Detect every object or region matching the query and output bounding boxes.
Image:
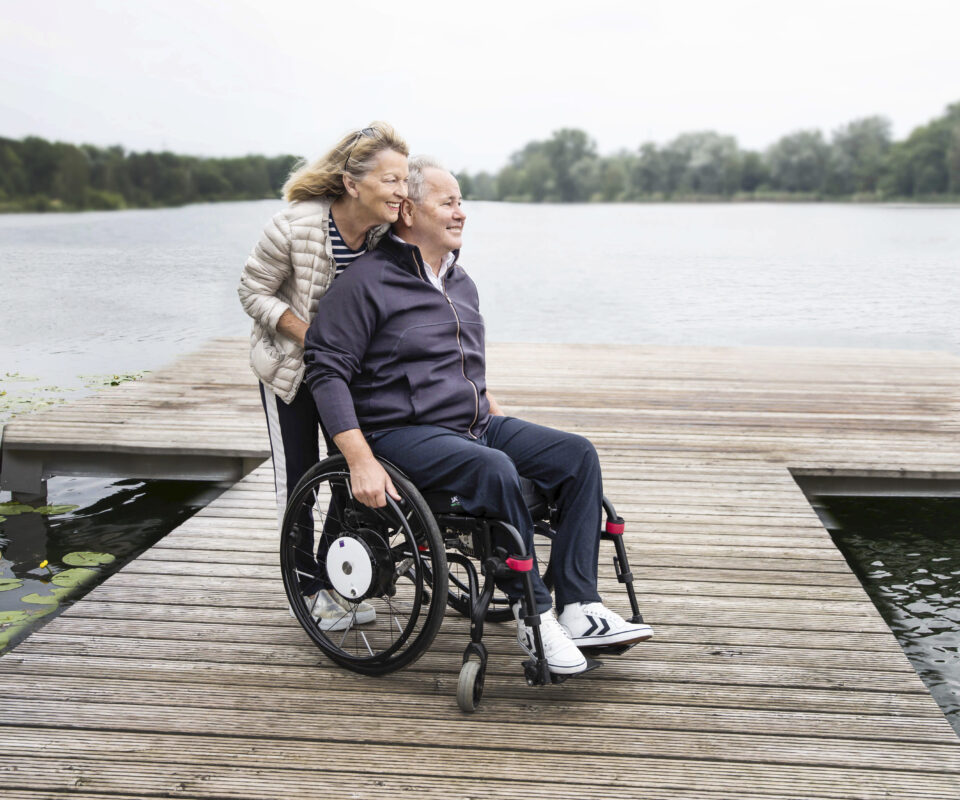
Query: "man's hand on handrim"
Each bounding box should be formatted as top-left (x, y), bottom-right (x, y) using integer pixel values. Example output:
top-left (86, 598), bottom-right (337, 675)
top-left (333, 428), bottom-right (401, 508)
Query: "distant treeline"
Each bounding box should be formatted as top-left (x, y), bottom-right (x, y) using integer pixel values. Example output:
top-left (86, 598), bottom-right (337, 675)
top-left (0, 136), bottom-right (299, 212)
top-left (4, 100), bottom-right (959, 212)
top-left (456, 101), bottom-right (960, 202)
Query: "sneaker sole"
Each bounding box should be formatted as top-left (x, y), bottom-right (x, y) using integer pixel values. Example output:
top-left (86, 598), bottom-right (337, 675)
top-left (318, 608), bottom-right (377, 630)
top-left (317, 617), bottom-right (353, 632)
top-left (547, 658), bottom-right (590, 675)
top-left (342, 607), bottom-right (376, 625)
top-left (569, 626), bottom-right (654, 648)
top-left (291, 604), bottom-right (375, 631)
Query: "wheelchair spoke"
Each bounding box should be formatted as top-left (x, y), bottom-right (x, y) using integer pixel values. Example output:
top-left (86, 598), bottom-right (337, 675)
top-left (384, 595), bottom-right (410, 635)
top-left (336, 625), bottom-right (355, 651)
top-left (359, 631), bottom-right (375, 657)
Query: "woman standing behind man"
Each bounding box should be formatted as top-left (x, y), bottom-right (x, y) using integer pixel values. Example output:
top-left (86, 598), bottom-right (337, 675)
top-left (238, 122), bottom-right (409, 629)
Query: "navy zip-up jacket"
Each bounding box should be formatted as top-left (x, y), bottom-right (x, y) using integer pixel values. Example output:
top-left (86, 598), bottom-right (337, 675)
top-left (303, 235), bottom-right (491, 440)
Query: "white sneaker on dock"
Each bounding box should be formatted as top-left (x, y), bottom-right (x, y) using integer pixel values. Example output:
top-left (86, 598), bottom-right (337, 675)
top-left (558, 602), bottom-right (653, 648)
top-left (290, 589), bottom-right (376, 631)
top-left (513, 604), bottom-right (587, 674)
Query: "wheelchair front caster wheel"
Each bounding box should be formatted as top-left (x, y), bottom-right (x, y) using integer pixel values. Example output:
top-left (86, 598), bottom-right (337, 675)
top-left (457, 658), bottom-right (485, 712)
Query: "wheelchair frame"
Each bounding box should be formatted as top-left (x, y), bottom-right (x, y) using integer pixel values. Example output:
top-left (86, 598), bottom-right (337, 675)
top-left (280, 454), bottom-right (646, 712)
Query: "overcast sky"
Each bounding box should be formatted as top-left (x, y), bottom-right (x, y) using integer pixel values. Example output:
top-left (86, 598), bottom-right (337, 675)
top-left (2, 0), bottom-right (959, 172)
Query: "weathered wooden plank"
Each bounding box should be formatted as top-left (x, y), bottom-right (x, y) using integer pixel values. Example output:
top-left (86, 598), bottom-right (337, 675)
top-left (12, 632), bottom-right (927, 693)
top-left (4, 700), bottom-right (959, 775)
top-left (6, 755), bottom-right (957, 800)
top-left (0, 652), bottom-right (942, 717)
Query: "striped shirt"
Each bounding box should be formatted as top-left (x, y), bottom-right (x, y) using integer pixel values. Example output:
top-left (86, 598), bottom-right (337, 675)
top-left (328, 210), bottom-right (366, 277)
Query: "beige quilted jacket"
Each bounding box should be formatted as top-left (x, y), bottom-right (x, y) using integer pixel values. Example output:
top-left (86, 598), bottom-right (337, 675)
top-left (238, 198), bottom-right (386, 403)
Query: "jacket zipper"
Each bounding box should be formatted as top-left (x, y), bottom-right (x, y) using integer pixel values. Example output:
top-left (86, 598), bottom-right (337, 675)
top-left (441, 272), bottom-right (480, 439)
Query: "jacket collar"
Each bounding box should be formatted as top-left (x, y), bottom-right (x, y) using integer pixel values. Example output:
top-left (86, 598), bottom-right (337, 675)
top-left (379, 233), bottom-right (461, 283)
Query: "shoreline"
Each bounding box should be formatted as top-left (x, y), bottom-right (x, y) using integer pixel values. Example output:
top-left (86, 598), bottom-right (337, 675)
top-left (3, 196), bottom-right (960, 214)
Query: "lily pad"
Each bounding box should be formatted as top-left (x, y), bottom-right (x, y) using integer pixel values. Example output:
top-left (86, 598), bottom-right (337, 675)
top-left (34, 505), bottom-right (79, 516)
top-left (0, 516), bottom-right (6, 523)
top-left (51, 567), bottom-right (98, 589)
top-left (81, 371), bottom-right (147, 388)
top-left (0, 502), bottom-right (34, 516)
top-left (62, 551), bottom-right (114, 567)
top-left (0, 578), bottom-right (23, 592)
top-left (0, 609), bottom-right (29, 624)
top-left (21, 592), bottom-right (59, 606)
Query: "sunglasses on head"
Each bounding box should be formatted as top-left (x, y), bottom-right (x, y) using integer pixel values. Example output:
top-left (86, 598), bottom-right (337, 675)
top-left (344, 127), bottom-right (376, 172)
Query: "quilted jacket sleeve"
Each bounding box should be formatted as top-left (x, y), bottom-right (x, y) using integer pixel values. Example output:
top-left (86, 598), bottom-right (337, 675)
top-left (237, 211), bottom-right (294, 333)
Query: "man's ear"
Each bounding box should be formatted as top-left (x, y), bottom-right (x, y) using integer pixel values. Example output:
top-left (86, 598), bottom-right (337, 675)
top-left (399, 198), bottom-right (415, 227)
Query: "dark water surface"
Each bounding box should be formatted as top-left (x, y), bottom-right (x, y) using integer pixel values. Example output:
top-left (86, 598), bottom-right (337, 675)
top-left (0, 477), bottom-right (222, 653)
top-left (824, 497), bottom-right (960, 736)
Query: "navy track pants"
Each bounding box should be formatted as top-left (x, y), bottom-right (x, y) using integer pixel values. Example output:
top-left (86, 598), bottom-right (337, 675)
top-left (368, 416), bottom-right (604, 613)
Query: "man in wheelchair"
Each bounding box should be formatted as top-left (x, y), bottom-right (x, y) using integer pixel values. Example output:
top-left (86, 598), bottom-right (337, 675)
top-left (303, 156), bottom-right (653, 676)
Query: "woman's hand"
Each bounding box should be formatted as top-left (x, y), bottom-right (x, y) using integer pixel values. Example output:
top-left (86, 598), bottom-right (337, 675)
top-left (277, 310), bottom-right (309, 348)
top-left (332, 429), bottom-right (401, 508)
top-left (487, 390), bottom-right (505, 417)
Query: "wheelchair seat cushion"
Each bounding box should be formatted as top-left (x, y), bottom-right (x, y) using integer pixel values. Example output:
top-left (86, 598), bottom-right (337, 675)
top-left (423, 476), bottom-right (549, 518)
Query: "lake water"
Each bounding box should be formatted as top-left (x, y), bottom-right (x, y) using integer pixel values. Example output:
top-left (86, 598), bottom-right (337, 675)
top-left (1, 201), bottom-right (959, 724)
top-left (1, 201), bottom-right (958, 397)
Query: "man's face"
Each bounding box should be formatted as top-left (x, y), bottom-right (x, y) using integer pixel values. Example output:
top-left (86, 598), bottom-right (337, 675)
top-left (411, 168), bottom-right (465, 256)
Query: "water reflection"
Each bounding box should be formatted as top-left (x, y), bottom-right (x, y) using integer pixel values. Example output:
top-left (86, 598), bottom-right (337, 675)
top-left (825, 497), bottom-right (960, 735)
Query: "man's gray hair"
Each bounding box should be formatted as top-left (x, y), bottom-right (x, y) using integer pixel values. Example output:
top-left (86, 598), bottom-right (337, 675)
top-left (407, 155), bottom-right (447, 204)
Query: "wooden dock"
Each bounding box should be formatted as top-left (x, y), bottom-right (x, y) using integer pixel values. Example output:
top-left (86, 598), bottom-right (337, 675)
top-left (0, 338), bottom-right (269, 498)
top-left (2, 338), bottom-right (960, 799)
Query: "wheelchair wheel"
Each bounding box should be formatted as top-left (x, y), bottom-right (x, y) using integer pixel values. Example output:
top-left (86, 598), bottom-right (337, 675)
top-left (280, 455), bottom-right (448, 676)
top-left (456, 658), bottom-right (484, 713)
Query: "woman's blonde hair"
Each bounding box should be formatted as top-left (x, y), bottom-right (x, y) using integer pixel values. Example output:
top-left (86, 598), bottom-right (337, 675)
top-left (283, 121), bottom-right (409, 202)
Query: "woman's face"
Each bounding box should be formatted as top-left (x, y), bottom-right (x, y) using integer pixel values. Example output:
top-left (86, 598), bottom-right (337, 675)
top-left (353, 149), bottom-right (409, 224)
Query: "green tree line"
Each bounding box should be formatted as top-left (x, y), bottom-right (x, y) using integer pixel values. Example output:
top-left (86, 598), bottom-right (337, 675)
top-left (4, 99), bottom-right (958, 211)
top-left (0, 136), bottom-right (299, 212)
top-left (457, 101), bottom-right (960, 202)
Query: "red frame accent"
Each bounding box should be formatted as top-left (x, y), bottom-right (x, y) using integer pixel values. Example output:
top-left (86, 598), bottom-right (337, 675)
top-left (605, 520), bottom-right (625, 535)
top-left (506, 556), bottom-right (534, 572)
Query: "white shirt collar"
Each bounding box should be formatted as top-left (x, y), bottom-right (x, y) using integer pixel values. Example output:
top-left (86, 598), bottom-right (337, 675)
top-left (390, 232), bottom-right (455, 291)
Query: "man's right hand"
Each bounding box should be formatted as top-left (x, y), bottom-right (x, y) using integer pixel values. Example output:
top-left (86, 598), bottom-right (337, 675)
top-left (332, 429), bottom-right (402, 508)
top-left (348, 456), bottom-right (401, 508)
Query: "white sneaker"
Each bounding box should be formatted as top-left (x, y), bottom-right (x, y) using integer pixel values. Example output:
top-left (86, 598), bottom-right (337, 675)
top-left (330, 590), bottom-right (376, 625)
top-left (291, 590), bottom-right (376, 631)
top-left (558, 602), bottom-right (653, 648)
top-left (513, 603), bottom-right (587, 675)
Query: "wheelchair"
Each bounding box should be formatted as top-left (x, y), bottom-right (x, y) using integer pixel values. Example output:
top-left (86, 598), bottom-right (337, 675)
top-left (280, 453), bottom-right (647, 712)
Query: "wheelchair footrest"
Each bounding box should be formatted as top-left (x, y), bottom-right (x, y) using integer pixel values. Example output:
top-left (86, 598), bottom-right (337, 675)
top-left (580, 641), bottom-right (637, 657)
top-left (550, 657), bottom-right (603, 684)
top-left (522, 657), bottom-right (603, 686)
